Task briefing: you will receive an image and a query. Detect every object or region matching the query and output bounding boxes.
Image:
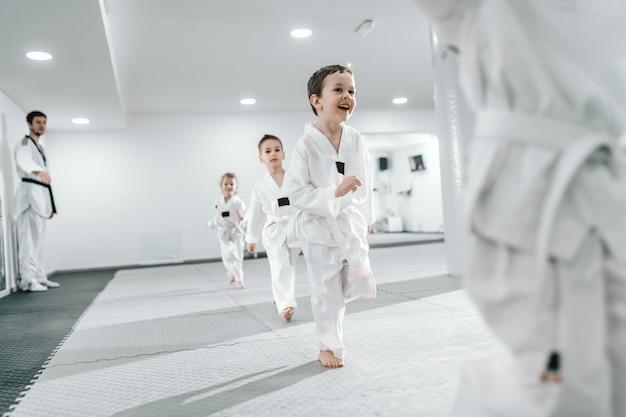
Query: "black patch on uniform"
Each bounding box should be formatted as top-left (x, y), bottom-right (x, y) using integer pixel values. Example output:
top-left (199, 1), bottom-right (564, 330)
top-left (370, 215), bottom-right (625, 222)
top-left (335, 161), bottom-right (345, 175)
top-left (277, 197), bottom-right (290, 207)
top-left (221, 211), bottom-right (230, 217)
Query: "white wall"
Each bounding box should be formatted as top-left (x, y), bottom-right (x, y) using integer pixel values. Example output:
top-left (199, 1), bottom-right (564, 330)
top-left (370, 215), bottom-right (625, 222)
top-left (0, 90), bottom-right (27, 293)
top-left (44, 109), bottom-right (436, 272)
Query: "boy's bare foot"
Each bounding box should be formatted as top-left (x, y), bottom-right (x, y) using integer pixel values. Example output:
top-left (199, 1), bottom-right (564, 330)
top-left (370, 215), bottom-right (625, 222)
top-left (229, 276), bottom-right (235, 284)
top-left (281, 307), bottom-right (295, 321)
top-left (318, 350), bottom-right (344, 368)
top-left (236, 281), bottom-right (245, 289)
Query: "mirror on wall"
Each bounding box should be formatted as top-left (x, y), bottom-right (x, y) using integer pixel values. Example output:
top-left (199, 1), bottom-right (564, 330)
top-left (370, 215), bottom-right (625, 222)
top-left (363, 132), bottom-right (444, 244)
top-left (1, 112), bottom-right (9, 294)
top-left (0, 196), bottom-right (6, 293)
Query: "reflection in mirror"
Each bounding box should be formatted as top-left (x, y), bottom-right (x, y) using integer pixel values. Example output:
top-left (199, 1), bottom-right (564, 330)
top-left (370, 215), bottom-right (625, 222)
top-left (363, 132), bottom-right (444, 246)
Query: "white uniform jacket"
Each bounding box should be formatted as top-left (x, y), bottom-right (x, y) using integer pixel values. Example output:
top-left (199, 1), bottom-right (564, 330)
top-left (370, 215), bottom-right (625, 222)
top-left (14, 136), bottom-right (55, 218)
top-left (411, 0), bottom-right (626, 263)
top-left (285, 123), bottom-right (376, 298)
top-left (207, 195), bottom-right (246, 241)
top-left (286, 124), bottom-right (374, 245)
top-left (245, 173), bottom-right (298, 251)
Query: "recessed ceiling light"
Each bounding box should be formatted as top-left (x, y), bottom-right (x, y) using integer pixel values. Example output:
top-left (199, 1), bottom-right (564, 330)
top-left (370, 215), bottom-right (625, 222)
top-left (72, 118), bottom-right (90, 124)
top-left (26, 51), bottom-right (53, 61)
top-left (290, 28), bottom-right (312, 38)
top-left (393, 97), bottom-right (408, 104)
top-left (240, 98), bottom-right (256, 105)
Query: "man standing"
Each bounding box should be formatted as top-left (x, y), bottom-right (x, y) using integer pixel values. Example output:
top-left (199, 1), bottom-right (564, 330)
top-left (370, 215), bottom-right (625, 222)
top-left (14, 110), bottom-right (59, 292)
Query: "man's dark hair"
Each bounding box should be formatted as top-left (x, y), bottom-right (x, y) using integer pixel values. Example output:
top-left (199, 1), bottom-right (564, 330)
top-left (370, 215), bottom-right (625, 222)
top-left (307, 64), bottom-right (353, 116)
top-left (26, 111), bottom-right (46, 124)
top-left (257, 134), bottom-right (283, 153)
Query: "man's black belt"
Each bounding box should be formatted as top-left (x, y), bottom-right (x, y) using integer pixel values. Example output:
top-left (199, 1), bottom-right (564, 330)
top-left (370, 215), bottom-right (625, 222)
top-left (21, 178), bottom-right (57, 214)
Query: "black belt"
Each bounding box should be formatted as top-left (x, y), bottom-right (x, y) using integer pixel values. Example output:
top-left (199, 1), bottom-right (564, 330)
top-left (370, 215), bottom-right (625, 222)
top-left (22, 178), bottom-right (57, 214)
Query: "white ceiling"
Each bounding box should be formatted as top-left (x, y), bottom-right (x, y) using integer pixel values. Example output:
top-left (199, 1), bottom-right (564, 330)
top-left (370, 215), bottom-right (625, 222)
top-left (0, 0), bottom-right (435, 131)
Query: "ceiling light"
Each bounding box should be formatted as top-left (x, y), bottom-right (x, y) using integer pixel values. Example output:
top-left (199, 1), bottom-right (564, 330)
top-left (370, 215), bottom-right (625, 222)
top-left (290, 28), bottom-right (312, 39)
top-left (72, 118), bottom-right (90, 124)
top-left (393, 97), bottom-right (408, 104)
top-left (26, 51), bottom-right (52, 61)
top-left (240, 98), bottom-right (256, 105)
top-left (355, 20), bottom-right (375, 39)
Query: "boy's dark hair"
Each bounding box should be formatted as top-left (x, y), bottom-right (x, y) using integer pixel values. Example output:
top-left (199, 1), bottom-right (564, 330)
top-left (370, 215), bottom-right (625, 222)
top-left (307, 64), bottom-right (353, 116)
top-left (257, 134), bottom-right (283, 153)
top-left (27, 110), bottom-right (47, 124)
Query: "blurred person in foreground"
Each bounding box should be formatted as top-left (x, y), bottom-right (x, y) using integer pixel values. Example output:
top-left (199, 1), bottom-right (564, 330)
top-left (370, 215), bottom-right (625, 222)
top-left (411, 1), bottom-right (626, 416)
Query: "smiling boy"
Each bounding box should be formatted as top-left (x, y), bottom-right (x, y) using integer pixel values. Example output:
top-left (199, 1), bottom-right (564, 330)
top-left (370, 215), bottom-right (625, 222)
top-left (284, 64), bottom-right (376, 368)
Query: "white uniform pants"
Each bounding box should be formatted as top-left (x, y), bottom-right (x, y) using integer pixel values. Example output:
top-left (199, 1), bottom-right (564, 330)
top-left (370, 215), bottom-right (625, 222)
top-left (265, 242), bottom-right (300, 314)
top-left (17, 208), bottom-right (47, 287)
top-left (455, 231), bottom-right (626, 417)
top-left (301, 239), bottom-right (348, 360)
top-left (218, 232), bottom-right (244, 283)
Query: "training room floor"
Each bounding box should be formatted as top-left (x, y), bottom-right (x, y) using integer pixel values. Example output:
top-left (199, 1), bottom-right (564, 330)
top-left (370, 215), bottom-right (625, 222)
top-left (2, 238), bottom-right (498, 417)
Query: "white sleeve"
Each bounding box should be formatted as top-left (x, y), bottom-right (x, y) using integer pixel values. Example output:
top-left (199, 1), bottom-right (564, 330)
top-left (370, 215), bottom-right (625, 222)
top-left (15, 142), bottom-right (45, 175)
top-left (205, 201), bottom-right (219, 229)
top-left (245, 186), bottom-right (264, 244)
top-left (285, 143), bottom-right (339, 218)
top-left (237, 198), bottom-right (247, 228)
top-left (238, 198), bottom-right (247, 216)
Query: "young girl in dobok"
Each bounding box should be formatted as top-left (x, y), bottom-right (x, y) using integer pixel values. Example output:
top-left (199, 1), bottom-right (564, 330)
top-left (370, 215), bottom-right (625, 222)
top-left (206, 172), bottom-right (247, 289)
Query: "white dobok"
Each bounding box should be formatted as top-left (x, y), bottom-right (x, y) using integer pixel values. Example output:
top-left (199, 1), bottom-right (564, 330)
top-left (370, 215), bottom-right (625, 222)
top-left (14, 136), bottom-right (56, 287)
top-left (411, 1), bottom-right (626, 416)
top-left (285, 123), bottom-right (376, 360)
top-left (246, 173), bottom-right (301, 314)
top-left (207, 195), bottom-right (246, 283)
